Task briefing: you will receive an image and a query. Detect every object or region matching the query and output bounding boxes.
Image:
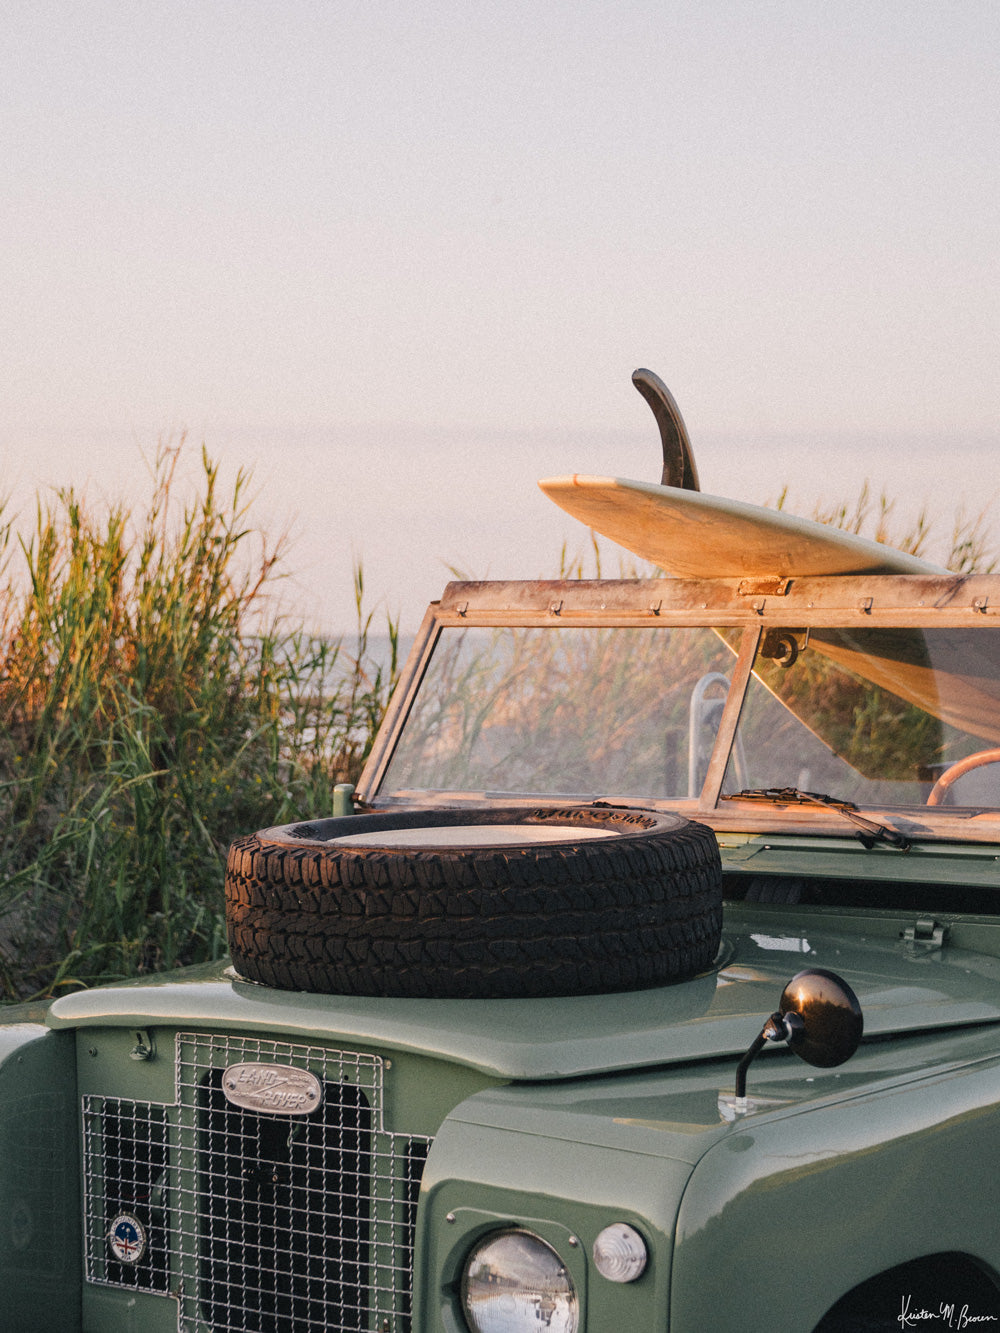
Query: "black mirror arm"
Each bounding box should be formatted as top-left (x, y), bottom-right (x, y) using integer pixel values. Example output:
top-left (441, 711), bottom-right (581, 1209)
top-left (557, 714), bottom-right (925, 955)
top-left (735, 1011), bottom-right (806, 1099)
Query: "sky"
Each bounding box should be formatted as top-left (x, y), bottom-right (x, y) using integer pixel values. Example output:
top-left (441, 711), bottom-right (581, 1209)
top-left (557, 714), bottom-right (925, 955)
top-left (4, 2), bottom-right (999, 630)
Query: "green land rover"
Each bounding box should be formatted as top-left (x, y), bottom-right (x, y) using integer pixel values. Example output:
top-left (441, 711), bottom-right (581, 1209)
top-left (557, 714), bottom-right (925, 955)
top-left (3, 376), bottom-right (1000, 1332)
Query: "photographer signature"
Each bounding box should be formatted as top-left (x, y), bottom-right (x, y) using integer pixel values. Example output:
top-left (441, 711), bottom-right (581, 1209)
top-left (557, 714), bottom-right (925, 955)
top-left (899, 1295), bottom-right (999, 1329)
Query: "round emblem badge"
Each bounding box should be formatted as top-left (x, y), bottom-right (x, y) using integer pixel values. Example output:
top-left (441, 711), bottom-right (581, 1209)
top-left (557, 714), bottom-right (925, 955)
top-left (108, 1212), bottom-right (147, 1265)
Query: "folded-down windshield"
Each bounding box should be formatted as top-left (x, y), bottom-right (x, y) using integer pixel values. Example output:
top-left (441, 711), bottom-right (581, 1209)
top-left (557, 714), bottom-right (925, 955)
top-left (377, 622), bottom-right (1000, 812)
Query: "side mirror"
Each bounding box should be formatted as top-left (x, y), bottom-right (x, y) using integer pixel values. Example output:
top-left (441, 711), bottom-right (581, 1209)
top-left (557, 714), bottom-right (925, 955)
top-left (735, 968), bottom-right (863, 1101)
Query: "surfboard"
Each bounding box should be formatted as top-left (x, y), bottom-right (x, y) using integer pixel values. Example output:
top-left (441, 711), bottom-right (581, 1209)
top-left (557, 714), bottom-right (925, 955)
top-left (537, 475), bottom-right (945, 579)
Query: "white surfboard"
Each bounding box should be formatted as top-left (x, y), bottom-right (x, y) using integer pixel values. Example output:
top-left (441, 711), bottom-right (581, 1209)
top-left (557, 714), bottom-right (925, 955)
top-left (538, 475), bottom-right (945, 579)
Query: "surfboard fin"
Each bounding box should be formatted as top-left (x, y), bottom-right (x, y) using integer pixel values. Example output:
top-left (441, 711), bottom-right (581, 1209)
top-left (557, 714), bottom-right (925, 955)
top-left (632, 368), bottom-right (700, 492)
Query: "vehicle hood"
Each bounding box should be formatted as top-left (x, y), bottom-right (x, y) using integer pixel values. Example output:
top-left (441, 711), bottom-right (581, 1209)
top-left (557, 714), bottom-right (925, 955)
top-left (45, 906), bottom-right (1000, 1081)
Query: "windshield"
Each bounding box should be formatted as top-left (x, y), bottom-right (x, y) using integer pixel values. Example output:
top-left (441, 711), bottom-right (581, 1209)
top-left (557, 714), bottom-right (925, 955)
top-left (382, 625), bottom-right (739, 800)
top-left (377, 620), bottom-right (1000, 814)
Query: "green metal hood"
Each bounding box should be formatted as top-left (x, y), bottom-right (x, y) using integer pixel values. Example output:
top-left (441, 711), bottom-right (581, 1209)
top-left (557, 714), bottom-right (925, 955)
top-left (45, 904), bottom-right (1000, 1081)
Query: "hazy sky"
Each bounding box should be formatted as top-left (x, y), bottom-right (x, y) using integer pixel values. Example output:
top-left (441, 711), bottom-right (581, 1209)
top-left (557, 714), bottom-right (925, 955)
top-left (4, 2), bottom-right (998, 629)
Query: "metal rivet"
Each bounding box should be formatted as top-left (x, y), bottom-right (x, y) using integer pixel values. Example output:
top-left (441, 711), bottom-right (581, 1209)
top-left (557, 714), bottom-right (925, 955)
top-left (88, 1048), bottom-right (98, 1058)
top-left (446, 1212), bottom-right (456, 1224)
top-left (568, 1235), bottom-right (580, 1248)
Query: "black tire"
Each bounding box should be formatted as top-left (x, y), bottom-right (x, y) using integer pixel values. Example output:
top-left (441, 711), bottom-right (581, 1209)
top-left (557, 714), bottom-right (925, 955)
top-left (225, 805), bottom-right (723, 999)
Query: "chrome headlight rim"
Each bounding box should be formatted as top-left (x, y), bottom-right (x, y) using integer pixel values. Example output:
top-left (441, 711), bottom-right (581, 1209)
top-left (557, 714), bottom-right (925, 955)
top-left (461, 1225), bottom-right (579, 1333)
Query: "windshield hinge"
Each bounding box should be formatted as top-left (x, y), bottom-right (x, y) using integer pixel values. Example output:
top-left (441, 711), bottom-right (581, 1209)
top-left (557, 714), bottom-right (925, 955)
top-left (902, 918), bottom-right (948, 951)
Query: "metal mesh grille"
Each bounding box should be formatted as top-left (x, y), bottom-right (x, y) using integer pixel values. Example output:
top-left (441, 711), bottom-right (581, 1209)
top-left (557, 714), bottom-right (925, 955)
top-left (83, 1032), bottom-right (431, 1332)
top-left (83, 1098), bottom-right (171, 1292)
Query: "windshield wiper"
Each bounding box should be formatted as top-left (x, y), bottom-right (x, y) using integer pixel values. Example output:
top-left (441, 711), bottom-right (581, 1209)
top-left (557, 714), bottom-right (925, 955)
top-left (724, 787), bottom-right (911, 852)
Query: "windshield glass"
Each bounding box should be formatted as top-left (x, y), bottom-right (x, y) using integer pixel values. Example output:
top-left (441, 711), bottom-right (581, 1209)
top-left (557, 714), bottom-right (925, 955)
top-left (377, 620), bottom-right (1000, 813)
top-left (381, 625), bottom-right (739, 800)
top-left (726, 626), bottom-right (1000, 807)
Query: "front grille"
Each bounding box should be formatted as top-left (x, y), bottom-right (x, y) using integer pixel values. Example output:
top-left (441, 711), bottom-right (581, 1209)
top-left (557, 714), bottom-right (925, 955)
top-left (84, 1032), bottom-right (432, 1331)
top-left (84, 1098), bottom-right (171, 1292)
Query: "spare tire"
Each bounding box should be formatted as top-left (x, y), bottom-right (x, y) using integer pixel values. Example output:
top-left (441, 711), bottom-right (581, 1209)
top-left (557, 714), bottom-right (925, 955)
top-left (225, 805), bottom-right (722, 999)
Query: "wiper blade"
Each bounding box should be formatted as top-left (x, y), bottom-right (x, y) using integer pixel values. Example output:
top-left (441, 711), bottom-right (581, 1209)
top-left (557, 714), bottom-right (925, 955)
top-left (725, 787), bottom-right (911, 852)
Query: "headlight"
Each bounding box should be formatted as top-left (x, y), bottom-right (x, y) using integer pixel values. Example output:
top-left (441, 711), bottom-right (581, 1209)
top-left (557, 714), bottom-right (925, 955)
top-left (461, 1228), bottom-right (579, 1333)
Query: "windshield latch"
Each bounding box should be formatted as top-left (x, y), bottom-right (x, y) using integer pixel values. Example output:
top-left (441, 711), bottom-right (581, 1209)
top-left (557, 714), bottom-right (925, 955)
top-left (737, 577), bottom-right (791, 598)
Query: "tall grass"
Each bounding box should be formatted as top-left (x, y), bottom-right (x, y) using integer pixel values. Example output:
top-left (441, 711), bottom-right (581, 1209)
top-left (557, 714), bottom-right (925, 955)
top-left (774, 479), bottom-right (998, 574)
top-left (0, 447), bottom-right (398, 1000)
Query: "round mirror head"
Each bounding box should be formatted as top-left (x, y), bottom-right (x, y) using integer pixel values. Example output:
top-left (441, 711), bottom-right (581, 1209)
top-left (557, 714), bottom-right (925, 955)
top-left (778, 968), bottom-right (863, 1068)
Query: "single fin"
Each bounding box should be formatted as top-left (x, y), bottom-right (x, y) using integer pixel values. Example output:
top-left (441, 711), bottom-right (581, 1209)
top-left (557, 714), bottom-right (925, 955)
top-left (632, 368), bottom-right (700, 491)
